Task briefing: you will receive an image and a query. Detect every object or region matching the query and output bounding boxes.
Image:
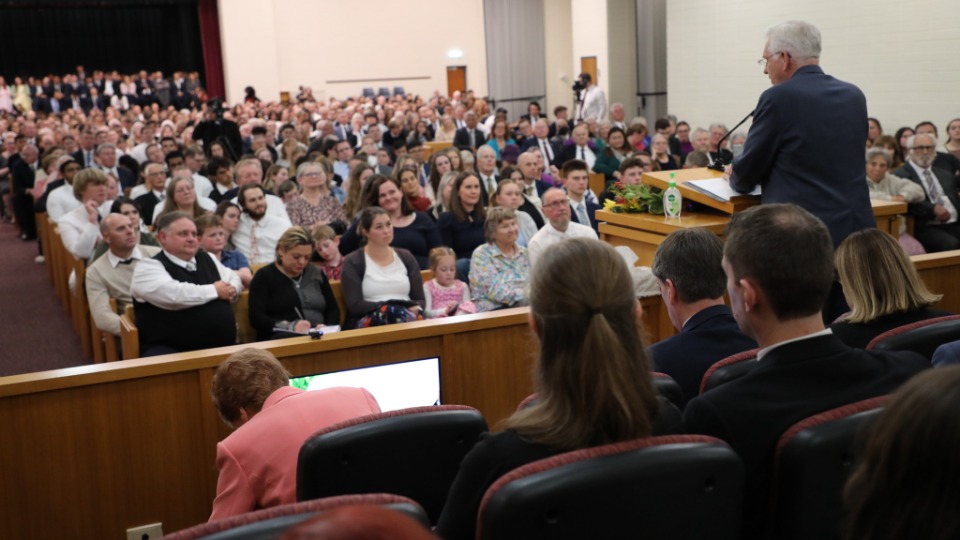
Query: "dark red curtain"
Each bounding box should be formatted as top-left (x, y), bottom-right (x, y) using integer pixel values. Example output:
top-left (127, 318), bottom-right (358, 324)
top-left (197, 0), bottom-right (225, 100)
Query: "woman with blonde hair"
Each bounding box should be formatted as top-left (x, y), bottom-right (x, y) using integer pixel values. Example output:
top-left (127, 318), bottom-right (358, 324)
top-left (437, 237), bottom-right (659, 539)
top-left (831, 228), bottom-right (949, 348)
top-left (248, 226), bottom-right (340, 340)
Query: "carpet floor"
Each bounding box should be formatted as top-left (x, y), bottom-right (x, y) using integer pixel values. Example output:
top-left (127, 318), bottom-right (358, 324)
top-left (0, 220), bottom-right (88, 377)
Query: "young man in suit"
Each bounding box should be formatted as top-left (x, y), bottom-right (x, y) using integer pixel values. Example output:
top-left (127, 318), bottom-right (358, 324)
top-left (649, 228), bottom-right (756, 404)
top-left (561, 159), bottom-right (601, 233)
top-left (452, 111), bottom-right (485, 152)
top-left (684, 203), bottom-right (929, 540)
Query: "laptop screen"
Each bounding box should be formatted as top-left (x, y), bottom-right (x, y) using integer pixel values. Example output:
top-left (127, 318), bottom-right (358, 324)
top-left (289, 357), bottom-right (441, 412)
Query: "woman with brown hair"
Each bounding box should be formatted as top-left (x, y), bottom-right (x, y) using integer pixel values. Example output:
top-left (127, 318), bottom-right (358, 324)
top-left (436, 238), bottom-right (659, 539)
top-left (437, 171), bottom-right (486, 279)
top-left (844, 366), bottom-right (960, 540)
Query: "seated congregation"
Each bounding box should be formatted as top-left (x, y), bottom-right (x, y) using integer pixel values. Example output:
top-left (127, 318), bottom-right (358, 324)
top-left (5, 71), bottom-right (960, 538)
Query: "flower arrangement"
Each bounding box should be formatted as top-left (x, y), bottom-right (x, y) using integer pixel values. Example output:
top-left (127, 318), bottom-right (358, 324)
top-left (602, 182), bottom-right (665, 215)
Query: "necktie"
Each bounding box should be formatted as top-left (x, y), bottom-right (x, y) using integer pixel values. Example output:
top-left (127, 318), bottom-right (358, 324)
top-left (85, 151), bottom-right (92, 167)
top-left (118, 258), bottom-right (134, 265)
top-left (486, 176), bottom-right (497, 195)
top-left (526, 185), bottom-right (535, 197)
top-left (185, 261), bottom-right (197, 272)
top-left (923, 169), bottom-right (942, 202)
top-left (579, 147), bottom-right (586, 161)
top-left (470, 131), bottom-right (475, 148)
top-left (541, 140), bottom-right (552, 163)
top-left (250, 223), bottom-right (259, 261)
top-left (576, 203), bottom-right (589, 225)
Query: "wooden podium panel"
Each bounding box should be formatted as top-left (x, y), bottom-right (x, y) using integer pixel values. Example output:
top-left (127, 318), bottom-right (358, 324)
top-left (598, 210), bottom-right (731, 266)
top-left (641, 168), bottom-right (760, 214)
top-left (599, 198), bottom-right (908, 267)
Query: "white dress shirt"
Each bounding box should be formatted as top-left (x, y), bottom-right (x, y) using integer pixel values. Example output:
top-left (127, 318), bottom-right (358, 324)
top-left (130, 250), bottom-right (242, 310)
top-left (232, 212), bottom-right (293, 265)
top-left (48, 185), bottom-right (82, 222)
top-left (527, 220), bottom-right (598, 269)
top-left (578, 86), bottom-right (608, 123)
top-left (59, 204), bottom-right (101, 259)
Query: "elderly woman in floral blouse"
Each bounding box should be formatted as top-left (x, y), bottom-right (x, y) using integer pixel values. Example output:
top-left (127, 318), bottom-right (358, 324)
top-left (285, 160), bottom-right (346, 230)
top-left (469, 206), bottom-right (530, 312)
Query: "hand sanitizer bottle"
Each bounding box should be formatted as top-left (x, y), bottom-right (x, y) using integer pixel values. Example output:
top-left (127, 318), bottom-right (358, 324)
top-left (664, 173), bottom-right (682, 218)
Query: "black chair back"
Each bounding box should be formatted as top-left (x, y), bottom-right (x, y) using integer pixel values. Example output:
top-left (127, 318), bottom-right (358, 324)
top-left (869, 316), bottom-right (960, 360)
top-left (651, 372), bottom-right (684, 409)
top-left (700, 349), bottom-right (759, 394)
top-left (770, 396), bottom-right (887, 540)
top-left (296, 405), bottom-right (487, 524)
top-left (478, 435), bottom-right (744, 540)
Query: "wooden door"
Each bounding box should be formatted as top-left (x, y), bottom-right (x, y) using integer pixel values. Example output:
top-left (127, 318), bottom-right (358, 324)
top-left (580, 56), bottom-right (597, 84)
top-left (446, 66), bottom-right (466, 97)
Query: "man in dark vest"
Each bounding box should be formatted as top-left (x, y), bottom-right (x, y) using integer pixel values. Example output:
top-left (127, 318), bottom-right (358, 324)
top-left (131, 211), bottom-right (242, 357)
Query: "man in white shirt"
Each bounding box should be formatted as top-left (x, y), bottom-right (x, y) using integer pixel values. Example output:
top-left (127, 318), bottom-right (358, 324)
top-left (184, 146), bottom-right (214, 198)
top-left (129, 121), bottom-right (157, 164)
top-left (47, 158), bottom-right (83, 221)
top-left (59, 168), bottom-right (109, 259)
top-left (527, 187), bottom-right (598, 268)
top-left (576, 73), bottom-right (607, 124)
top-left (133, 162), bottom-right (168, 226)
top-left (609, 103), bottom-right (627, 131)
top-left (226, 158), bottom-right (288, 220)
top-left (131, 211), bottom-right (241, 356)
top-left (557, 123), bottom-right (597, 170)
top-left (86, 214), bottom-right (161, 336)
top-left (333, 139), bottom-right (354, 181)
top-left (232, 184), bottom-right (292, 265)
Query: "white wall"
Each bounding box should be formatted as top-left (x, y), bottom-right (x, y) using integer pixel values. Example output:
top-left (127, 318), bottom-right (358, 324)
top-left (607, 0), bottom-right (637, 116)
top-left (218, 0), bottom-right (489, 104)
top-left (571, 0), bottom-right (609, 97)
top-left (544, 0), bottom-right (574, 117)
top-left (667, 0), bottom-right (960, 137)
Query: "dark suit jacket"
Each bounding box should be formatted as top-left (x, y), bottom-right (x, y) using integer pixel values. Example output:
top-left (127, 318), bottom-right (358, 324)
top-left (649, 305), bottom-right (757, 405)
top-left (729, 65), bottom-right (875, 248)
top-left (452, 127), bottom-right (486, 151)
top-left (519, 137), bottom-right (560, 162)
top-left (518, 197), bottom-right (545, 229)
top-left (568, 199), bottom-right (601, 232)
top-left (135, 192), bottom-right (162, 227)
top-left (555, 141), bottom-right (598, 168)
top-left (11, 160), bottom-right (35, 195)
top-left (684, 333), bottom-right (928, 539)
top-left (72, 149), bottom-right (98, 168)
top-left (934, 151), bottom-right (960, 177)
top-left (892, 163), bottom-right (960, 224)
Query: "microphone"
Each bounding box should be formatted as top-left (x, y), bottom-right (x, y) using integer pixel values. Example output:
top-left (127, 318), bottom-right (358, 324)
top-left (707, 109), bottom-right (754, 171)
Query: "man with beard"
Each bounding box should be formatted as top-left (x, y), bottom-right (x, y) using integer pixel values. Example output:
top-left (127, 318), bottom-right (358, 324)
top-left (231, 184), bottom-right (292, 265)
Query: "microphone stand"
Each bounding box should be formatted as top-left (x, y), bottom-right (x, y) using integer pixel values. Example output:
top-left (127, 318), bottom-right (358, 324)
top-left (708, 110), bottom-right (754, 171)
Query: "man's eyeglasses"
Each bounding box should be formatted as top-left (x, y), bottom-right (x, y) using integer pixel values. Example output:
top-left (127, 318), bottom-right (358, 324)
top-left (911, 145), bottom-right (936, 152)
top-left (542, 201), bottom-right (569, 210)
top-left (757, 51), bottom-right (781, 69)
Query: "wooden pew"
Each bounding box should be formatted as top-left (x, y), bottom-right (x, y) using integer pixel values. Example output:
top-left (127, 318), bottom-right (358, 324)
top-left (0, 308), bottom-right (537, 539)
top-left (69, 254), bottom-right (93, 359)
top-left (589, 172), bottom-right (607, 200)
top-left (423, 140), bottom-right (452, 161)
top-left (913, 250), bottom-right (960, 314)
top-left (119, 304), bottom-right (139, 361)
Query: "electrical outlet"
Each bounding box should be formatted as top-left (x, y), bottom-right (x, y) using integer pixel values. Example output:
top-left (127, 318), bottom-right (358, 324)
top-left (126, 522), bottom-right (163, 540)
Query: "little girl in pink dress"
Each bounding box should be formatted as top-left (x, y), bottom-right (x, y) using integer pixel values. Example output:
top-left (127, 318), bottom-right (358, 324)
top-left (424, 247), bottom-right (477, 318)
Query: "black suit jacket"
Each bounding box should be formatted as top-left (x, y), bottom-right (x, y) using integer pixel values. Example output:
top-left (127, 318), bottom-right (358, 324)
top-left (648, 305), bottom-right (757, 405)
top-left (892, 163), bottom-right (960, 223)
top-left (452, 127), bottom-right (485, 151)
top-left (520, 137), bottom-right (560, 163)
top-left (518, 197), bottom-right (544, 229)
top-left (11, 160), bottom-right (36, 195)
top-left (135, 192), bottom-right (162, 227)
top-left (684, 334), bottom-right (928, 539)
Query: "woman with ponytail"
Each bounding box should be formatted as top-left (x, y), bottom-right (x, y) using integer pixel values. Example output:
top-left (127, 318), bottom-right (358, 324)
top-left (435, 237), bottom-right (659, 540)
